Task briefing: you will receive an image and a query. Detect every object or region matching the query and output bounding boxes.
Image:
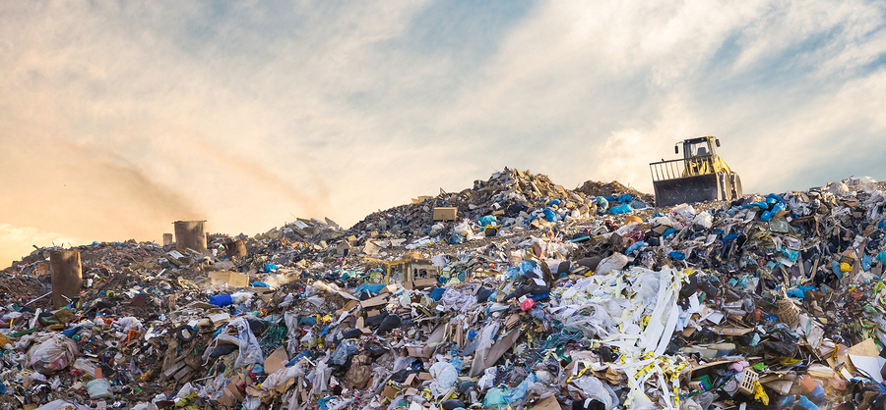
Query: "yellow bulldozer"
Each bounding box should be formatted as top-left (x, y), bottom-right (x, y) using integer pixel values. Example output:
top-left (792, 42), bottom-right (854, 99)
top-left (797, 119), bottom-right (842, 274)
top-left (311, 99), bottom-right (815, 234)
top-left (649, 136), bottom-right (742, 207)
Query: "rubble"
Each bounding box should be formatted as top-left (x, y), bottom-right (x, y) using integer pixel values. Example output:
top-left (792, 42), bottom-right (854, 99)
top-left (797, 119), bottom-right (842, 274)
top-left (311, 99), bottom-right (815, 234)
top-left (1, 171), bottom-right (886, 409)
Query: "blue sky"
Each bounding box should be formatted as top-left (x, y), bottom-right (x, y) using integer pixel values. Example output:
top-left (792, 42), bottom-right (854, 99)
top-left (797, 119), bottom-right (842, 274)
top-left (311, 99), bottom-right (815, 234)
top-left (1, 0), bottom-right (885, 265)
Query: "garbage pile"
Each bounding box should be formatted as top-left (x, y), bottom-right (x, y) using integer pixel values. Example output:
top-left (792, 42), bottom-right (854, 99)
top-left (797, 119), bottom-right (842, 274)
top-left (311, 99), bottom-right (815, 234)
top-left (3, 170), bottom-right (886, 410)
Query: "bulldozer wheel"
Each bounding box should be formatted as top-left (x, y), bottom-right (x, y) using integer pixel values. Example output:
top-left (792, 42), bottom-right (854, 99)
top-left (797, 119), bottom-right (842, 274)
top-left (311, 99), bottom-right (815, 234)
top-left (732, 174), bottom-right (743, 199)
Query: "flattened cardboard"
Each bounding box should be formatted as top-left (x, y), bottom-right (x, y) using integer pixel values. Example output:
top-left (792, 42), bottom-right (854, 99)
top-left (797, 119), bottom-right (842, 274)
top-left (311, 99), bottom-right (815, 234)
top-left (360, 294), bottom-right (390, 309)
top-left (712, 327), bottom-right (754, 336)
top-left (483, 329), bottom-right (522, 369)
top-left (426, 325), bottom-right (447, 346)
top-left (505, 314), bottom-right (522, 330)
top-left (531, 395), bottom-right (561, 410)
top-left (849, 338), bottom-right (879, 357)
top-left (221, 373), bottom-right (244, 406)
top-left (404, 278), bottom-right (437, 290)
top-left (264, 347), bottom-right (289, 375)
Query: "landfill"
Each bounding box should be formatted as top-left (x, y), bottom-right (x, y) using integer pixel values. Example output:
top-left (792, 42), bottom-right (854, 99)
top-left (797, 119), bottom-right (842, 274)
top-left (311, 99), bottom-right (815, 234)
top-left (3, 169), bottom-right (886, 410)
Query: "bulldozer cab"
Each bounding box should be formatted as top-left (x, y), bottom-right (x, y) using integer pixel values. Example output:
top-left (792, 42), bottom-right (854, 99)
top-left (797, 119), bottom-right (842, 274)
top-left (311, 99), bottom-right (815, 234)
top-left (675, 136), bottom-right (731, 177)
top-left (679, 136), bottom-right (717, 159)
top-left (650, 136), bottom-right (741, 207)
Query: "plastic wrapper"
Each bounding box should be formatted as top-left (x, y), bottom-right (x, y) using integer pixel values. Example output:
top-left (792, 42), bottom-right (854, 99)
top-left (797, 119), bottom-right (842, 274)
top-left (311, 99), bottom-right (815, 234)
top-left (28, 334), bottom-right (79, 373)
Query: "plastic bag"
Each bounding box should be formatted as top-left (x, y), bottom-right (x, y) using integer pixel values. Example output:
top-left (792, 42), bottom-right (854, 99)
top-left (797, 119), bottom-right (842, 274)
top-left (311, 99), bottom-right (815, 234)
top-left (478, 367), bottom-right (497, 391)
top-left (502, 373), bottom-right (537, 403)
top-left (28, 334), bottom-right (78, 373)
top-left (86, 378), bottom-right (111, 399)
top-left (454, 221), bottom-right (473, 237)
top-left (34, 400), bottom-right (78, 410)
top-left (595, 253), bottom-right (628, 275)
top-left (563, 303), bottom-right (615, 339)
top-left (228, 317), bottom-right (263, 368)
top-left (428, 362), bottom-right (458, 396)
top-left (330, 340), bottom-right (358, 366)
top-left (309, 361), bottom-right (332, 397)
top-left (596, 196), bottom-right (609, 210)
top-left (609, 204), bottom-right (632, 215)
top-left (73, 358), bottom-right (96, 378)
top-left (569, 376), bottom-right (618, 410)
top-left (693, 211), bottom-right (713, 229)
top-left (479, 215), bottom-right (498, 227)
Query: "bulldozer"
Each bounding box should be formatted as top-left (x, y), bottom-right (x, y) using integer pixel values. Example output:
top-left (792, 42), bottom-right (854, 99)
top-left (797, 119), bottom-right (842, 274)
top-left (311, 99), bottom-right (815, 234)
top-left (649, 136), bottom-right (742, 207)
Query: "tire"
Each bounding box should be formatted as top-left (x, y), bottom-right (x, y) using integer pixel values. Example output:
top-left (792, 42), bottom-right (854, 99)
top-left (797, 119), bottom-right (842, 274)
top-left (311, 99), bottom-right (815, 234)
top-left (731, 174), bottom-right (743, 199)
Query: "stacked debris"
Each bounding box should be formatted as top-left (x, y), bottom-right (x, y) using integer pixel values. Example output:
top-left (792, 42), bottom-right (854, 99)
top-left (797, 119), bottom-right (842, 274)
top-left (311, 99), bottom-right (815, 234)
top-left (3, 172), bottom-right (886, 410)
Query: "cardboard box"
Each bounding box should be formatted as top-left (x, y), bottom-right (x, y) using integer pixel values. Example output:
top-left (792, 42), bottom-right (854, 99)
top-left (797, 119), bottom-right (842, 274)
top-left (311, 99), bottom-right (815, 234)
top-left (208, 271), bottom-right (249, 288)
top-left (406, 345), bottom-right (432, 358)
top-left (433, 207), bottom-right (457, 221)
top-left (383, 385), bottom-right (399, 400)
top-left (404, 278), bottom-right (437, 290)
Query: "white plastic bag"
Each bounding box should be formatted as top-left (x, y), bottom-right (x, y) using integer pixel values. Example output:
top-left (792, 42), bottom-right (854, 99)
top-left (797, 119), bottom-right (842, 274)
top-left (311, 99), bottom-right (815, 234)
top-left (596, 253), bottom-right (628, 275)
top-left (28, 334), bottom-right (78, 373)
top-left (692, 211), bottom-right (713, 229)
top-left (428, 362), bottom-right (458, 396)
top-left (228, 317), bottom-right (263, 368)
top-left (454, 220), bottom-right (473, 237)
top-left (478, 367), bottom-right (497, 391)
top-left (569, 376), bottom-right (618, 410)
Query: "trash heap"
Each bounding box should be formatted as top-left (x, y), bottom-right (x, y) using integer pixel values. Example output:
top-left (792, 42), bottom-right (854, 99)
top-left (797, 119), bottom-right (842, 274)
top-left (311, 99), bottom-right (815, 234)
top-left (3, 170), bottom-right (886, 410)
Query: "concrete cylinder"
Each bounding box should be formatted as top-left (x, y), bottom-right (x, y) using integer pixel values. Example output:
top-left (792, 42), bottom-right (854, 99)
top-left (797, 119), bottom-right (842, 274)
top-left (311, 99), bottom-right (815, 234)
top-left (225, 239), bottom-right (247, 258)
top-left (162, 233), bottom-right (174, 246)
top-left (173, 220), bottom-right (207, 253)
top-left (50, 251), bottom-right (82, 309)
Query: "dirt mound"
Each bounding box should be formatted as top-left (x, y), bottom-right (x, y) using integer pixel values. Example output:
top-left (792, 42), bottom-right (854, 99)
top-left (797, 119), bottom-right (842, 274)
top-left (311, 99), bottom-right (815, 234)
top-left (575, 179), bottom-right (653, 202)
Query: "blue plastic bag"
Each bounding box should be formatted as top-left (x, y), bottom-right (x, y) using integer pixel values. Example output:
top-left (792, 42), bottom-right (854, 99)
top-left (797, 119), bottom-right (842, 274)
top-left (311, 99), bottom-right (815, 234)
top-left (209, 294), bottom-right (233, 307)
top-left (766, 193), bottom-right (786, 204)
top-left (502, 373), bottom-right (537, 403)
top-left (626, 241), bottom-right (646, 254)
top-left (761, 202), bottom-right (786, 222)
top-left (479, 215), bottom-right (498, 227)
top-left (669, 251), bottom-right (685, 260)
top-left (543, 208), bottom-right (557, 222)
top-left (609, 204), bottom-right (632, 215)
top-left (596, 196), bottom-right (609, 210)
top-left (780, 247), bottom-right (799, 261)
top-left (429, 287), bottom-right (445, 301)
top-left (354, 283), bottom-right (386, 296)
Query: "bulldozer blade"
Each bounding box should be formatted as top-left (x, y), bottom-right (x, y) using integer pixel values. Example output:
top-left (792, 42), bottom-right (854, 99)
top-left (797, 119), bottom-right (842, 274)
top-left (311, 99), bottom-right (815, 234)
top-left (653, 172), bottom-right (739, 208)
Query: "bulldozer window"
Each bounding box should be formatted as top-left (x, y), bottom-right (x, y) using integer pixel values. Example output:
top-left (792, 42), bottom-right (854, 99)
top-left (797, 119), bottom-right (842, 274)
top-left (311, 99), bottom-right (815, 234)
top-left (685, 141), bottom-right (711, 158)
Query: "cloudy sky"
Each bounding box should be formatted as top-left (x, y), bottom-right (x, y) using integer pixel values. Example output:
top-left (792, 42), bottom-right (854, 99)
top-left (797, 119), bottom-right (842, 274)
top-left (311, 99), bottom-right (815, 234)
top-left (1, 0), bottom-right (885, 266)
